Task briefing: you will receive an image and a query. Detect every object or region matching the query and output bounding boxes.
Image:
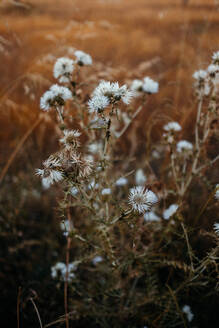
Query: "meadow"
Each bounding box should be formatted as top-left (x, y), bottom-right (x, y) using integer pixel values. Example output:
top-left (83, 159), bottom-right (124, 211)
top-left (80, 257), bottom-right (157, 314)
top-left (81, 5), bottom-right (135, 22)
top-left (0, 0), bottom-right (219, 327)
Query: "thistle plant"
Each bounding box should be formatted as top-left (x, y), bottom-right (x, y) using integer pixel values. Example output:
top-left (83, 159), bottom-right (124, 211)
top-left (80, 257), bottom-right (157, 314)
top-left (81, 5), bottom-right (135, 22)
top-left (35, 49), bottom-right (219, 328)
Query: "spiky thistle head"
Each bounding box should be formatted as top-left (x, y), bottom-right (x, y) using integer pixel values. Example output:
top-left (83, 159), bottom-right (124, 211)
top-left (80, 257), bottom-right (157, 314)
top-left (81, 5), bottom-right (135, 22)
top-left (128, 186), bottom-right (158, 214)
top-left (60, 130), bottom-right (81, 149)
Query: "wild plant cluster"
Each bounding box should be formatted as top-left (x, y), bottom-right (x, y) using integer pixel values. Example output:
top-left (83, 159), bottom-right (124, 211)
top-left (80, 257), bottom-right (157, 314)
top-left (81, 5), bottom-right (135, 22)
top-left (32, 48), bottom-right (219, 328)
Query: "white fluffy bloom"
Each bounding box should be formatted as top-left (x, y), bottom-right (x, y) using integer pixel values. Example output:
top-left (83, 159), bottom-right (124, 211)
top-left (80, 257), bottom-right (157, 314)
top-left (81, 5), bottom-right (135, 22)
top-left (207, 64), bottom-right (219, 76)
top-left (128, 186), bottom-right (158, 214)
top-left (215, 184), bottom-right (219, 200)
top-left (92, 256), bottom-right (103, 265)
top-left (51, 262), bottom-right (77, 281)
top-left (88, 95), bottom-right (110, 113)
top-left (53, 57), bottom-right (74, 82)
top-left (70, 187), bottom-right (78, 196)
top-left (130, 79), bottom-right (143, 94)
top-left (60, 130), bottom-right (81, 149)
top-left (101, 188), bottom-right (112, 195)
top-left (50, 84), bottom-right (72, 101)
top-left (142, 77), bottom-right (159, 94)
top-left (40, 85), bottom-right (72, 111)
top-left (213, 223), bottom-right (219, 236)
top-left (177, 140), bottom-right (193, 153)
top-left (144, 211), bottom-right (160, 222)
top-left (212, 50), bottom-right (219, 64)
top-left (163, 204), bottom-right (178, 220)
top-left (163, 121), bottom-right (182, 132)
top-left (51, 262), bottom-right (65, 278)
top-left (116, 84), bottom-right (134, 104)
top-left (93, 81), bottom-right (133, 105)
top-left (135, 169), bottom-right (147, 186)
top-left (115, 177), bottom-right (128, 186)
top-left (193, 70), bottom-right (210, 95)
top-left (93, 81), bottom-right (114, 97)
top-left (74, 50), bottom-right (92, 66)
top-left (182, 305), bottom-right (194, 322)
top-left (36, 156), bottom-right (64, 187)
top-left (36, 168), bottom-right (63, 188)
top-left (88, 180), bottom-right (99, 190)
top-left (40, 90), bottom-right (54, 111)
top-left (193, 70), bottom-right (207, 81)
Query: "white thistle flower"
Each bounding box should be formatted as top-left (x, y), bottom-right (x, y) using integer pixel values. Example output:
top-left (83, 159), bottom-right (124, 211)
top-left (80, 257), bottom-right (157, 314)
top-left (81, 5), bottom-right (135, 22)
top-left (36, 168), bottom-right (64, 188)
top-left (163, 121), bottom-right (182, 132)
top-left (182, 305), bottom-right (194, 322)
top-left (177, 140), bottom-right (193, 153)
top-left (128, 186), bottom-right (158, 214)
top-left (101, 188), bottom-right (112, 195)
top-left (193, 70), bottom-right (210, 96)
top-left (92, 256), bottom-right (103, 265)
top-left (163, 204), bottom-right (178, 220)
top-left (115, 177), bottom-right (128, 186)
top-left (144, 211), bottom-right (160, 222)
top-left (88, 180), bottom-right (99, 190)
top-left (60, 130), bottom-right (81, 149)
top-left (193, 70), bottom-right (207, 81)
top-left (93, 81), bottom-right (133, 105)
top-left (130, 79), bottom-right (143, 94)
top-left (88, 95), bottom-right (110, 113)
top-left (207, 64), bottom-right (219, 76)
top-left (40, 90), bottom-right (54, 111)
top-left (51, 262), bottom-right (76, 281)
top-left (142, 77), bottom-right (159, 94)
top-left (36, 155), bottom-right (64, 187)
top-left (50, 84), bottom-right (72, 101)
top-left (70, 187), bottom-right (78, 196)
top-left (51, 262), bottom-right (66, 279)
top-left (74, 50), bottom-right (92, 66)
top-left (40, 85), bottom-right (72, 111)
top-left (53, 57), bottom-right (74, 83)
top-left (215, 184), bottom-right (219, 200)
top-left (135, 169), bottom-right (147, 186)
top-left (213, 223), bottom-right (219, 236)
top-left (114, 84), bottom-right (134, 104)
top-left (212, 50), bottom-right (219, 64)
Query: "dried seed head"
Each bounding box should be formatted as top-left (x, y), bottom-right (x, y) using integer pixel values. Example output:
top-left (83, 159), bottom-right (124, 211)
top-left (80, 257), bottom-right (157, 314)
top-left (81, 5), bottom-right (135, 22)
top-left (60, 130), bottom-right (81, 149)
top-left (128, 186), bottom-right (158, 214)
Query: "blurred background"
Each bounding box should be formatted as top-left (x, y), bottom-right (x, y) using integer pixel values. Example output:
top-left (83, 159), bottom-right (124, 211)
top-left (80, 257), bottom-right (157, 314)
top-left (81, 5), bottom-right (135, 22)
top-left (0, 0), bottom-right (219, 327)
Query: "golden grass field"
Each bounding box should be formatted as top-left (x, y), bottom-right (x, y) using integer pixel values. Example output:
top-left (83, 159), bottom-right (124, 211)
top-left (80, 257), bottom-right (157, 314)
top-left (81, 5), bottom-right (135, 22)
top-left (0, 1), bottom-right (219, 327)
top-left (1, 0), bottom-right (219, 171)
